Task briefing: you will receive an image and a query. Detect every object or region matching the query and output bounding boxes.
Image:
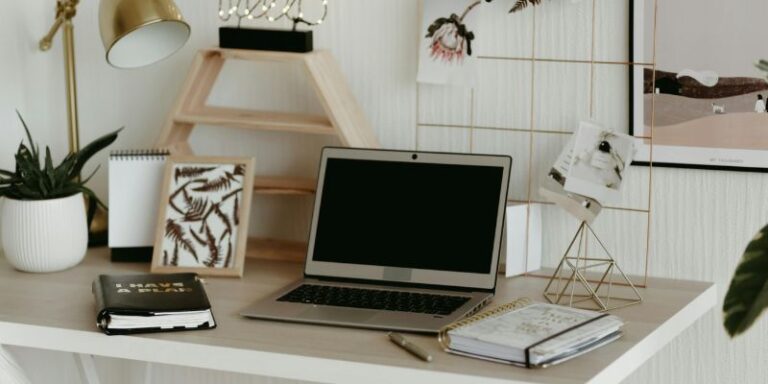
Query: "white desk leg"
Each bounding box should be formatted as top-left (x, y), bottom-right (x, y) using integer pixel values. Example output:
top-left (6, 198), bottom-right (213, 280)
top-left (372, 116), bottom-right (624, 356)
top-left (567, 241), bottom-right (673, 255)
top-left (0, 344), bottom-right (31, 384)
top-left (144, 362), bottom-right (153, 384)
top-left (74, 353), bottom-right (101, 384)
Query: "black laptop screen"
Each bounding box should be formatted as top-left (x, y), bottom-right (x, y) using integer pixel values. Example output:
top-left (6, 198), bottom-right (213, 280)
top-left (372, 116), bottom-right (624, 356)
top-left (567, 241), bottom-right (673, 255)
top-left (311, 158), bottom-right (504, 274)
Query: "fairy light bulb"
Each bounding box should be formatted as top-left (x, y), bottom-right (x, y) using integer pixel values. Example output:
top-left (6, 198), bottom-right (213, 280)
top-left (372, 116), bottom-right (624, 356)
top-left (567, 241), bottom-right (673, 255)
top-left (218, 0), bottom-right (328, 26)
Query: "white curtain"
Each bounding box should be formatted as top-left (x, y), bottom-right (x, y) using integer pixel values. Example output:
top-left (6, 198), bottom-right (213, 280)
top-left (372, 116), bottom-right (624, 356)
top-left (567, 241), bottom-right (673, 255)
top-left (0, 345), bottom-right (30, 384)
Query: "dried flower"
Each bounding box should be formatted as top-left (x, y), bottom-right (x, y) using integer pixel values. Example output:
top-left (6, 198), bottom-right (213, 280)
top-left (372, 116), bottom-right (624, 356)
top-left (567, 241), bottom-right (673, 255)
top-left (426, 14), bottom-right (475, 63)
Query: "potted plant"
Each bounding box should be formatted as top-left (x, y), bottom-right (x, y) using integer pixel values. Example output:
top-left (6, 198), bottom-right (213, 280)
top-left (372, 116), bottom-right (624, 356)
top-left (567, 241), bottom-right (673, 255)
top-left (723, 60), bottom-right (768, 336)
top-left (0, 112), bottom-right (120, 272)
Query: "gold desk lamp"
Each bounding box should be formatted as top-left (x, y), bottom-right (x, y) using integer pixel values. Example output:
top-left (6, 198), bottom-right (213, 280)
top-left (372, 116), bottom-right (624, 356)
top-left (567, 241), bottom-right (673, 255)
top-left (39, 0), bottom-right (190, 245)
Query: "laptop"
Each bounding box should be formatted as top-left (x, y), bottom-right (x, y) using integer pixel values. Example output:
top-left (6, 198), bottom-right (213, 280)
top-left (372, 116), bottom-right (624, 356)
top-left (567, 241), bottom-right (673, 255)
top-left (241, 147), bottom-right (511, 333)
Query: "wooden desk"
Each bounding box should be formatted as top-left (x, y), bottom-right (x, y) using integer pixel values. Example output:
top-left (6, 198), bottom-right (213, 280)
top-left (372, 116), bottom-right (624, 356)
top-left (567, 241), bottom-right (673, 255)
top-left (0, 248), bottom-right (715, 384)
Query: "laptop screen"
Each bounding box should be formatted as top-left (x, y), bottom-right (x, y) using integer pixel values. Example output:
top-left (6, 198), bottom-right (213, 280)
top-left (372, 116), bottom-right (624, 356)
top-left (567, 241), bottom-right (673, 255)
top-left (311, 157), bottom-right (505, 275)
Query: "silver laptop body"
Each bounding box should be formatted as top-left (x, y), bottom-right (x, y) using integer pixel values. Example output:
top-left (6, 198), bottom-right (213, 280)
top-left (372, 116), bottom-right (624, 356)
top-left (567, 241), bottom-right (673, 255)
top-left (241, 147), bottom-right (512, 333)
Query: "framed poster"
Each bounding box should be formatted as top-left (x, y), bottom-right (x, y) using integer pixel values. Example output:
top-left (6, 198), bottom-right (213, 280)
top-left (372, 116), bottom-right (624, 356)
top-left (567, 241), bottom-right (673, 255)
top-left (151, 156), bottom-right (255, 277)
top-left (631, 0), bottom-right (768, 171)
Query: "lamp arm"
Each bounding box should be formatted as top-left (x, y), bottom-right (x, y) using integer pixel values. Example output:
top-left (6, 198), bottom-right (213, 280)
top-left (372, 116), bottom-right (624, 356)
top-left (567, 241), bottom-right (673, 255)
top-left (39, 0), bottom-right (79, 51)
top-left (39, 14), bottom-right (65, 51)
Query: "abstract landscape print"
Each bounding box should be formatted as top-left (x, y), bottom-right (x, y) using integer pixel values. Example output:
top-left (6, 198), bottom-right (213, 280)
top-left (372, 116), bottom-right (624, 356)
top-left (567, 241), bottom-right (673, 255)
top-left (152, 157), bottom-right (254, 277)
top-left (632, 0), bottom-right (768, 170)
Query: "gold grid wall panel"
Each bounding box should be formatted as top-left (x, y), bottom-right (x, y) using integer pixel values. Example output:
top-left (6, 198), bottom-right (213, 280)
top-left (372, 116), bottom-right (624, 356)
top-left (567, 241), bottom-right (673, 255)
top-left (415, 0), bottom-right (657, 286)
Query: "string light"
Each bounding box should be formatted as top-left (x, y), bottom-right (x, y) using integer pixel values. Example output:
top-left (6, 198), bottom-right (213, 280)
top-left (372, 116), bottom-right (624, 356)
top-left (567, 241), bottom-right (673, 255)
top-left (217, 0), bottom-right (328, 27)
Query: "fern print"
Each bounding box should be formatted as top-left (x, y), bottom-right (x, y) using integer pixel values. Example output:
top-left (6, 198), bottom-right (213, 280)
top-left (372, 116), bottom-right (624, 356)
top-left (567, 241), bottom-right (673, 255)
top-left (203, 225), bottom-right (220, 268)
top-left (164, 219), bottom-right (199, 263)
top-left (159, 161), bottom-right (248, 272)
top-left (192, 172), bottom-right (238, 193)
top-left (174, 166), bottom-right (216, 183)
top-left (171, 243), bottom-right (179, 266)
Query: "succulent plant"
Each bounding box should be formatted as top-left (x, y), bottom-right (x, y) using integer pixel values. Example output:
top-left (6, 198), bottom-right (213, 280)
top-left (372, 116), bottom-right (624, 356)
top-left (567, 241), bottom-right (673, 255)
top-left (0, 111), bottom-right (120, 223)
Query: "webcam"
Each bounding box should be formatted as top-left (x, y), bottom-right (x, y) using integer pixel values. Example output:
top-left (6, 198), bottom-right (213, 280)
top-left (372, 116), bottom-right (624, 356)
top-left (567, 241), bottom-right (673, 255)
top-left (412, 154), bottom-right (418, 160)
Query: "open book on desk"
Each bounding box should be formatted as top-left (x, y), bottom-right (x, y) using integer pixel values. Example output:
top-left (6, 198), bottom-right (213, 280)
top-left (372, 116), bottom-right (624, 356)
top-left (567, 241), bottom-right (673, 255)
top-left (438, 298), bottom-right (624, 368)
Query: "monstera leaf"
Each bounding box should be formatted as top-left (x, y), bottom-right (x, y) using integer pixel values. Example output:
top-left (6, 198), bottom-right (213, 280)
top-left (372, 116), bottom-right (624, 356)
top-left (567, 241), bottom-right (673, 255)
top-left (723, 224), bottom-right (768, 337)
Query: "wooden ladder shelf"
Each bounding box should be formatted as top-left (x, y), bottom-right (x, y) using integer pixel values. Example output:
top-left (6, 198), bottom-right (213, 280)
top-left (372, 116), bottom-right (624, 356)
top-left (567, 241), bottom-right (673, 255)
top-left (155, 48), bottom-right (379, 259)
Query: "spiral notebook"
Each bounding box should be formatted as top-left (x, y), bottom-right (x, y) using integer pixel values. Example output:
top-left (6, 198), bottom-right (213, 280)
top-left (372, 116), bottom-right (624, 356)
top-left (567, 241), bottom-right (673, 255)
top-left (438, 298), bottom-right (624, 369)
top-left (108, 150), bottom-right (170, 262)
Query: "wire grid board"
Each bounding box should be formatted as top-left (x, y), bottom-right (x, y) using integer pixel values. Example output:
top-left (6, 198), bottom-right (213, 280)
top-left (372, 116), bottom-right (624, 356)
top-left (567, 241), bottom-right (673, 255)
top-left (415, 0), bottom-right (656, 286)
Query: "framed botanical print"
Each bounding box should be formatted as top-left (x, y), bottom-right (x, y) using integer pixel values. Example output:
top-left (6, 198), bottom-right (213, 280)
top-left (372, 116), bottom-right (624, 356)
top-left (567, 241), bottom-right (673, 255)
top-left (151, 156), bottom-right (255, 277)
top-left (631, 0), bottom-right (768, 171)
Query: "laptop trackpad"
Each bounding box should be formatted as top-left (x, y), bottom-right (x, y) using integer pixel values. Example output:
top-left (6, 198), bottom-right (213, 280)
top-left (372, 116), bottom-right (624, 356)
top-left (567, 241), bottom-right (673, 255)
top-left (299, 306), bottom-right (377, 323)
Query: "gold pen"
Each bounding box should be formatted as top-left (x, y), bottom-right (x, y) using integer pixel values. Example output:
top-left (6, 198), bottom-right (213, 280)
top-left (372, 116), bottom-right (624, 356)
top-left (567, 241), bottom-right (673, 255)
top-left (387, 332), bottom-right (433, 362)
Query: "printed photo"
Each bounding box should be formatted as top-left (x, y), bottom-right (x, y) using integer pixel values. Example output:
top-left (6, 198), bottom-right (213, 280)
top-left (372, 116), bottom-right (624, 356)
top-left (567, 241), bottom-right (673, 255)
top-left (564, 122), bottom-right (635, 205)
top-left (539, 130), bottom-right (603, 224)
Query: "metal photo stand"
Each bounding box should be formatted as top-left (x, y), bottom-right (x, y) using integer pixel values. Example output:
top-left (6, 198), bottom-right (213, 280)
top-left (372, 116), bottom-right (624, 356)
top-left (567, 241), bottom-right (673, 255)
top-left (543, 221), bottom-right (643, 311)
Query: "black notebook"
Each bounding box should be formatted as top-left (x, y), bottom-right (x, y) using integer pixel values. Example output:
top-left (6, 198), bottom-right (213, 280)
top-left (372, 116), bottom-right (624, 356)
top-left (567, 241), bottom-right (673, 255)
top-left (92, 273), bottom-right (216, 335)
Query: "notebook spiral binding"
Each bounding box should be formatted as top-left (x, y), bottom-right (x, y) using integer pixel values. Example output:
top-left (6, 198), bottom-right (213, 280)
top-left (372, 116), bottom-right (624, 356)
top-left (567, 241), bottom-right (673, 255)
top-left (437, 297), bottom-right (533, 351)
top-left (110, 149), bottom-right (170, 161)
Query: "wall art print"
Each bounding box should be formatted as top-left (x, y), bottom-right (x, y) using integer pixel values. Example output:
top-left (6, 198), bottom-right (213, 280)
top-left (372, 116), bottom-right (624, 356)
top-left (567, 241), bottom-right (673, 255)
top-left (417, 0), bottom-right (482, 86)
top-left (632, 0), bottom-right (768, 171)
top-left (152, 156), bottom-right (255, 277)
top-left (417, 0), bottom-right (546, 86)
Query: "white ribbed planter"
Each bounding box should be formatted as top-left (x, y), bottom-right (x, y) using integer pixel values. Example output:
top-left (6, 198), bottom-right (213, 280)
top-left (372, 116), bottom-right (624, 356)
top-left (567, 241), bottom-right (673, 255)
top-left (0, 193), bottom-right (88, 273)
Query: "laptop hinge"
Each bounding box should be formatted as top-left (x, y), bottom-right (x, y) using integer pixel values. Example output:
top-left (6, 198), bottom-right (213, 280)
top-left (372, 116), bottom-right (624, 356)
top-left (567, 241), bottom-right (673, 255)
top-left (305, 274), bottom-right (495, 293)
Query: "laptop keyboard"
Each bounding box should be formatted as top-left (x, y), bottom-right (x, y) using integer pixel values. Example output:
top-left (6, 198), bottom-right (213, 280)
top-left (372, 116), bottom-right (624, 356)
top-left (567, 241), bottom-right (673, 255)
top-left (277, 284), bottom-right (471, 316)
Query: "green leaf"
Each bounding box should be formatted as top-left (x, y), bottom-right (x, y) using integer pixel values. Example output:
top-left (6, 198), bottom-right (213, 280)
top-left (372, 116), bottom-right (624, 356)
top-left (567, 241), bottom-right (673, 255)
top-left (54, 153), bottom-right (77, 183)
top-left (15, 110), bottom-right (39, 162)
top-left (723, 224), bottom-right (768, 336)
top-left (2, 112), bottom-right (119, 201)
top-left (69, 127), bottom-right (122, 178)
top-left (44, 146), bottom-right (55, 189)
top-left (80, 165), bottom-right (100, 185)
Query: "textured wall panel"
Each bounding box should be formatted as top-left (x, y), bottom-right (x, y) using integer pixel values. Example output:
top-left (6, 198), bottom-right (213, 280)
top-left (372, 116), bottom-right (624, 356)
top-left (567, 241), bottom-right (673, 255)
top-left (475, 59), bottom-right (533, 130)
top-left (534, 0), bottom-right (593, 61)
top-left (2, 0), bottom-right (768, 383)
top-left (533, 61), bottom-right (592, 132)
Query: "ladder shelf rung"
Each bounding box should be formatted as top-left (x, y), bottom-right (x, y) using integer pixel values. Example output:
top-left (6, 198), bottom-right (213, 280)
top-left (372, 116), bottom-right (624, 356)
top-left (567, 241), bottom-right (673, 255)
top-left (252, 176), bottom-right (316, 195)
top-left (174, 106), bottom-right (336, 136)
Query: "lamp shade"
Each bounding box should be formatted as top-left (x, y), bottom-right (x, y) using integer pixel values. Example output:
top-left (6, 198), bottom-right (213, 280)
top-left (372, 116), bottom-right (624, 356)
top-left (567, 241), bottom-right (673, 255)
top-left (99, 0), bottom-right (190, 69)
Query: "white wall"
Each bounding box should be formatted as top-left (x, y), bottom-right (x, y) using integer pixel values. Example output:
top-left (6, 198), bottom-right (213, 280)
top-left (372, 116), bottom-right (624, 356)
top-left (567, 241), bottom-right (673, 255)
top-left (0, 1), bottom-right (767, 383)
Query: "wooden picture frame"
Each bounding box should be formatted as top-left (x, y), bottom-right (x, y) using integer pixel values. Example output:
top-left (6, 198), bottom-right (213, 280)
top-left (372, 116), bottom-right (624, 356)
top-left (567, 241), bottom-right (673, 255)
top-left (151, 156), bottom-right (255, 277)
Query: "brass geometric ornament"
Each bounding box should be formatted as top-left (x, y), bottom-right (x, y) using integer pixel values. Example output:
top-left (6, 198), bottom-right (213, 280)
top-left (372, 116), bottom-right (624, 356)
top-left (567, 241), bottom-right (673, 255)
top-left (543, 221), bottom-right (643, 312)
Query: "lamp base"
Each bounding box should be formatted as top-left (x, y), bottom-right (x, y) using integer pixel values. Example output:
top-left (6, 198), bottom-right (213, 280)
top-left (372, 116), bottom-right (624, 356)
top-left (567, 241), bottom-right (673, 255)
top-left (87, 204), bottom-right (109, 247)
top-left (219, 27), bottom-right (313, 53)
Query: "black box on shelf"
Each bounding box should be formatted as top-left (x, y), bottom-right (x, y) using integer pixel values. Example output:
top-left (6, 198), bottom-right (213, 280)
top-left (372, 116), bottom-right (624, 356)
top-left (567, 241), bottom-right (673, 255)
top-left (219, 27), bottom-right (313, 53)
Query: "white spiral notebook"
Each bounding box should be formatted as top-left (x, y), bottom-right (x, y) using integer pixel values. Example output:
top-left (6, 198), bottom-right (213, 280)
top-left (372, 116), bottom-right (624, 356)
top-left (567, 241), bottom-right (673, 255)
top-left (438, 298), bottom-right (624, 368)
top-left (108, 150), bottom-right (170, 261)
